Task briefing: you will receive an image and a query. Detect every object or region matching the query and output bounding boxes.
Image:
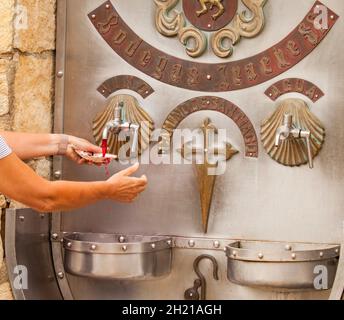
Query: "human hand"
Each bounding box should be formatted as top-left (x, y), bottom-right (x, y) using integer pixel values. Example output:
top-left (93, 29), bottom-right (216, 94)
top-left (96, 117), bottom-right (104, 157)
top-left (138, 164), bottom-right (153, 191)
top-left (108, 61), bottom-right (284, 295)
top-left (105, 163), bottom-right (147, 203)
top-left (61, 135), bottom-right (102, 165)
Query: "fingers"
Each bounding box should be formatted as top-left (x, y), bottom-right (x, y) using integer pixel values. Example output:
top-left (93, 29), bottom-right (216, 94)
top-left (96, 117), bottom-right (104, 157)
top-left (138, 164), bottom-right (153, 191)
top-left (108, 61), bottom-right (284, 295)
top-left (117, 186), bottom-right (147, 203)
top-left (120, 163), bottom-right (140, 177)
top-left (84, 141), bottom-right (102, 154)
top-left (67, 149), bottom-right (83, 164)
top-left (134, 175), bottom-right (148, 186)
top-left (122, 175), bottom-right (147, 187)
top-left (132, 182), bottom-right (147, 193)
top-left (66, 144), bottom-right (105, 166)
top-left (78, 158), bottom-right (86, 165)
top-left (106, 173), bottom-right (148, 203)
top-left (69, 136), bottom-right (102, 154)
top-left (140, 175), bottom-right (147, 184)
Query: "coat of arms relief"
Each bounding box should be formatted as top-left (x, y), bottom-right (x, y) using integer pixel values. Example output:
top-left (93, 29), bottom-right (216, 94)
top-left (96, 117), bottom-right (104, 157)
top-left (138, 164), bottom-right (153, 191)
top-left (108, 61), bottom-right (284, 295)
top-left (154, 0), bottom-right (267, 58)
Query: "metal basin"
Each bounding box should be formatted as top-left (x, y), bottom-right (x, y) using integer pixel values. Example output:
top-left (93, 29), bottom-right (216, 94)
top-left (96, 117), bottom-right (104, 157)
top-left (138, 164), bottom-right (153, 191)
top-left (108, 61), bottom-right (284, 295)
top-left (226, 241), bottom-right (340, 290)
top-left (63, 233), bottom-right (172, 280)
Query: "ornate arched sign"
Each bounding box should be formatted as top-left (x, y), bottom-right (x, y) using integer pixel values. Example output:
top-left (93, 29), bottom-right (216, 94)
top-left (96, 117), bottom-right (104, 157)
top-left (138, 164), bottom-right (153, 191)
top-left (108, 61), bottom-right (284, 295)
top-left (265, 78), bottom-right (324, 103)
top-left (160, 96), bottom-right (258, 158)
top-left (97, 75), bottom-right (154, 99)
top-left (88, 1), bottom-right (338, 92)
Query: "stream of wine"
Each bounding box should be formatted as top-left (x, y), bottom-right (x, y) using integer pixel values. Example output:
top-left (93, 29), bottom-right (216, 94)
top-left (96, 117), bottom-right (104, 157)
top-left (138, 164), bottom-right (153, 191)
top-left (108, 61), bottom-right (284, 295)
top-left (101, 138), bottom-right (110, 178)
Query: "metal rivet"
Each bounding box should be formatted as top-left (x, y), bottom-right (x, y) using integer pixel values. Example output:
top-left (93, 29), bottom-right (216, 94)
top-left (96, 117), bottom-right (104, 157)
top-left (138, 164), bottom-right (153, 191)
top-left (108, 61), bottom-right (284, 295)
top-left (258, 253), bottom-right (264, 260)
top-left (151, 243), bottom-right (156, 249)
top-left (105, 4), bottom-right (110, 9)
top-left (269, 92), bottom-right (273, 97)
top-left (67, 242), bottom-right (72, 248)
top-left (54, 171), bottom-right (62, 179)
top-left (207, 74), bottom-right (212, 80)
top-left (57, 71), bottom-right (64, 78)
top-left (319, 252), bottom-right (324, 258)
top-left (91, 14), bottom-right (96, 19)
top-left (330, 15), bottom-right (335, 20)
top-left (119, 236), bottom-right (125, 243)
top-left (291, 253), bottom-right (296, 260)
top-left (52, 233), bottom-right (58, 240)
top-left (90, 244), bottom-right (97, 251)
top-left (335, 249), bottom-right (339, 254)
top-left (40, 214), bottom-right (45, 219)
top-left (213, 241), bottom-right (220, 249)
top-left (232, 250), bottom-right (237, 257)
top-left (57, 272), bottom-right (64, 279)
top-left (207, 24), bottom-right (211, 28)
top-left (206, 101), bottom-right (210, 105)
top-left (188, 240), bottom-right (195, 248)
top-left (19, 216), bottom-right (25, 222)
top-left (60, 238), bottom-right (64, 243)
top-left (167, 240), bottom-right (172, 246)
top-left (122, 245), bottom-right (127, 252)
top-left (285, 244), bottom-right (292, 251)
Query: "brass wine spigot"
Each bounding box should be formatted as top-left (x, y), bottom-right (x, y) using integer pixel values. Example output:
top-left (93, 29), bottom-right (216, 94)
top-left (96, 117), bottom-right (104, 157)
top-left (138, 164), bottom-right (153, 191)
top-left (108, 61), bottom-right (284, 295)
top-left (275, 114), bottom-right (313, 169)
top-left (102, 101), bottom-right (139, 157)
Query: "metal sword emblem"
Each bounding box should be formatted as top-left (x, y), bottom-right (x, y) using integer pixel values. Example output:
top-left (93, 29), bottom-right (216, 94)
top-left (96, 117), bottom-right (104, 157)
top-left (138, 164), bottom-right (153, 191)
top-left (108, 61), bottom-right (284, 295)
top-left (179, 118), bottom-right (238, 233)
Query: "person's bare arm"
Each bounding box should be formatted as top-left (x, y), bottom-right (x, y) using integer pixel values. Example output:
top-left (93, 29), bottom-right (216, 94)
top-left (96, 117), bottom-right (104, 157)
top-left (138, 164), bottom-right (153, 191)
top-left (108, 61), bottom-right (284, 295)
top-left (0, 153), bottom-right (147, 213)
top-left (0, 131), bottom-right (101, 163)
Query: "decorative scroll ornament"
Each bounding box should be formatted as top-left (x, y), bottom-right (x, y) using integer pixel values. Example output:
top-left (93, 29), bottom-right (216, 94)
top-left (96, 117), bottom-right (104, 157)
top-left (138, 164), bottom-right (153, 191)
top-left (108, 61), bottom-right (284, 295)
top-left (179, 118), bottom-right (239, 233)
top-left (154, 0), bottom-right (186, 36)
top-left (179, 27), bottom-right (208, 58)
top-left (93, 94), bottom-right (154, 157)
top-left (154, 0), bottom-right (267, 58)
top-left (261, 98), bottom-right (325, 167)
top-left (211, 0), bottom-right (267, 58)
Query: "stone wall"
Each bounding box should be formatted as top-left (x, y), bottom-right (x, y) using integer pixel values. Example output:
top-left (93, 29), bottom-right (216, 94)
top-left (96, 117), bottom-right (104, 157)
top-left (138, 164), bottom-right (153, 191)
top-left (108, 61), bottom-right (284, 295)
top-left (0, 0), bottom-right (56, 300)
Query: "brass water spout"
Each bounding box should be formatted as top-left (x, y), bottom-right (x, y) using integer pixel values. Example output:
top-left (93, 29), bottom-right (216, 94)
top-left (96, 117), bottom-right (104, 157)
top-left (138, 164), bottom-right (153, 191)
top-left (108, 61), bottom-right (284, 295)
top-left (275, 114), bottom-right (313, 169)
top-left (102, 101), bottom-right (139, 157)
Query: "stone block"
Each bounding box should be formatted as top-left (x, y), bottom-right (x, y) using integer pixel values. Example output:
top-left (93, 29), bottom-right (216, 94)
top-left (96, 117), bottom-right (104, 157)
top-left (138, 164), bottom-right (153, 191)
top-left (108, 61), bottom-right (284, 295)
top-left (12, 52), bottom-right (54, 133)
top-left (0, 0), bottom-right (14, 54)
top-left (14, 0), bottom-right (56, 53)
top-left (0, 59), bottom-right (11, 116)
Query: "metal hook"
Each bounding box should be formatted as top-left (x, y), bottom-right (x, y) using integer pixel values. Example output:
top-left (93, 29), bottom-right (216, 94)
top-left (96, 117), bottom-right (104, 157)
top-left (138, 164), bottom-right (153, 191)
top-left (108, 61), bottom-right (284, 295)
top-left (185, 254), bottom-right (219, 300)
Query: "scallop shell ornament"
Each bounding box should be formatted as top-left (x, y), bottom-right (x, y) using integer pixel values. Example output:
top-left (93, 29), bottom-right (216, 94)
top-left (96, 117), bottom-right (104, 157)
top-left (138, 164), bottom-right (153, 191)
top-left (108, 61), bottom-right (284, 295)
top-left (93, 94), bottom-right (154, 158)
top-left (261, 98), bottom-right (325, 167)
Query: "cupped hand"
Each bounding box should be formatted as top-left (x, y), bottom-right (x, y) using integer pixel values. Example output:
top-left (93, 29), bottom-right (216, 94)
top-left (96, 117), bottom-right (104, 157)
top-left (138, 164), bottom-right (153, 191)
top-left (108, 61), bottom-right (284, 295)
top-left (105, 163), bottom-right (147, 203)
top-left (65, 135), bottom-right (102, 165)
